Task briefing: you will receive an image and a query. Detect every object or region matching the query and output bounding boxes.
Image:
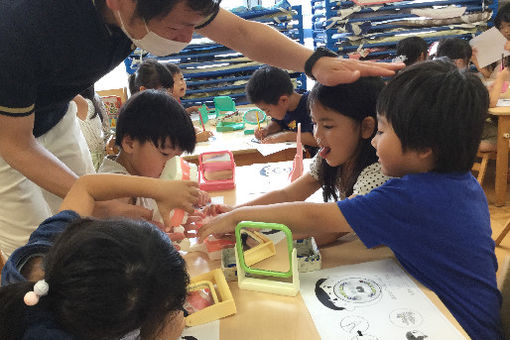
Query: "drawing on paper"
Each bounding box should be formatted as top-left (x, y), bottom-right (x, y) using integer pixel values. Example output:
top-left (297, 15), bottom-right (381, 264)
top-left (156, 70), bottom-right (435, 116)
top-left (315, 277), bottom-right (382, 311)
top-left (259, 164), bottom-right (291, 177)
top-left (406, 330), bottom-right (428, 340)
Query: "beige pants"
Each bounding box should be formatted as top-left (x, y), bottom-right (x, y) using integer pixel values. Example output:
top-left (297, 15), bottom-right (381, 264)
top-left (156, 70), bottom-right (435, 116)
top-left (0, 102), bottom-right (94, 256)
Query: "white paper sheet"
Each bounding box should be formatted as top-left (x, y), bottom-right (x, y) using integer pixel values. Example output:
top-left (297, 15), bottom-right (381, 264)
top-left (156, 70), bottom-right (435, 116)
top-left (300, 259), bottom-right (467, 340)
top-left (245, 140), bottom-right (297, 156)
top-left (469, 27), bottom-right (510, 68)
top-left (180, 320), bottom-right (220, 340)
top-left (497, 98), bottom-right (510, 106)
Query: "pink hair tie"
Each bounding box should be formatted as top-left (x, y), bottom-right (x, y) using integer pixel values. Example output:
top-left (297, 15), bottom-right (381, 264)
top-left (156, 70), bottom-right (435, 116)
top-left (24, 279), bottom-right (49, 306)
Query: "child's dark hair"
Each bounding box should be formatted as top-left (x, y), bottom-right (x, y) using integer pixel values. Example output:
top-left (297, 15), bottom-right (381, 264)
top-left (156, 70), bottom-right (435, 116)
top-left (116, 89), bottom-right (196, 153)
top-left (377, 59), bottom-right (488, 173)
top-left (165, 63), bottom-right (182, 77)
top-left (495, 3), bottom-right (510, 29)
top-left (436, 38), bottom-right (472, 66)
top-left (0, 217), bottom-right (189, 339)
top-left (396, 37), bottom-right (428, 66)
top-left (308, 77), bottom-right (385, 201)
top-left (129, 59), bottom-right (175, 95)
top-left (245, 65), bottom-right (294, 105)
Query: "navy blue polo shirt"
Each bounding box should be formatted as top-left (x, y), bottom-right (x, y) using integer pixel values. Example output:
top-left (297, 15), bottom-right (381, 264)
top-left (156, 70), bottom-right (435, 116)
top-left (0, 0), bottom-right (133, 137)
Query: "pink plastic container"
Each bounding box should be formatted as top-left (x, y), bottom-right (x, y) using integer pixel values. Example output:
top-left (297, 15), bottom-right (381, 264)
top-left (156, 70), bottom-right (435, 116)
top-left (198, 151), bottom-right (236, 191)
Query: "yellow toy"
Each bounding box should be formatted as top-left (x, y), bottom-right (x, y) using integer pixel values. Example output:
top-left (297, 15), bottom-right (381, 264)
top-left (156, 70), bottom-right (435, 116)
top-left (184, 269), bottom-right (236, 327)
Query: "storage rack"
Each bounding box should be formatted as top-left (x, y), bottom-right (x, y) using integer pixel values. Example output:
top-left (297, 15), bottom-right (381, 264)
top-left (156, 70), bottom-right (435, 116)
top-left (125, 3), bottom-right (306, 107)
top-left (311, 0), bottom-right (497, 62)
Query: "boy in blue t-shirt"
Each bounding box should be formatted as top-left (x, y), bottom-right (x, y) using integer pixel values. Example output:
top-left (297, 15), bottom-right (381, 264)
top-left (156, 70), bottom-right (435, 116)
top-left (198, 60), bottom-right (503, 339)
top-left (246, 65), bottom-right (318, 156)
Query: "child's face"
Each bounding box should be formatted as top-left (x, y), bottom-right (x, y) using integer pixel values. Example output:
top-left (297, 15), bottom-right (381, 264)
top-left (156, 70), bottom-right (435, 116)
top-left (371, 115), bottom-right (425, 177)
top-left (310, 102), bottom-right (365, 167)
top-left (172, 72), bottom-right (187, 98)
top-left (500, 21), bottom-right (510, 40)
top-left (255, 96), bottom-right (289, 120)
top-left (125, 137), bottom-right (183, 178)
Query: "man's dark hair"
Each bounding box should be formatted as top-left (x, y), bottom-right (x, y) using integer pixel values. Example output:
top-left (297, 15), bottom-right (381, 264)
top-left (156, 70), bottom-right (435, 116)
top-left (116, 89), bottom-right (196, 153)
top-left (135, 0), bottom-right (220, 22)
top-left (377, 59), bottom-right (488, 173)
top-left (245, 65), bottom-right (294, 105)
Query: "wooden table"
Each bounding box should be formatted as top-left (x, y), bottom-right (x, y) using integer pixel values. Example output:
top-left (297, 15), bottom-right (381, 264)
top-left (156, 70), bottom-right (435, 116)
top-left (183, 161), bottom-right (469, 339)
top-left (183, 107), bottom-right (298, 166)
top-left (488, 106), bottom-right (510, 206)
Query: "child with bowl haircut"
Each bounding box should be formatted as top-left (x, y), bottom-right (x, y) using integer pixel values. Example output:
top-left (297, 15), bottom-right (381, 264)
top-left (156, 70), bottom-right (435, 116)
top-left (196, 60), bottom-right (503, 339)
top-left (99, 90), bottom-right (210, 234)
top-left (245, 65), bottom-right (318, 156)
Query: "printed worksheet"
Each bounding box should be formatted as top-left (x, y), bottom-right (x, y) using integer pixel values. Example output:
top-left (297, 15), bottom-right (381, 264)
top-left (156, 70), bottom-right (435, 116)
top-left (180, 320), bottom-right (219, 340)
top-left (300, 259), bottom-right (467, 340)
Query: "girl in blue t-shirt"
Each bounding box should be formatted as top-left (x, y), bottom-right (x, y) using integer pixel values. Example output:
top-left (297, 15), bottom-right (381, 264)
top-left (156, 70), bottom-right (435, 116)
top-left (193, 77), bottom-right (390, 245)
top-left (0, 174), bottom-right (199, 339)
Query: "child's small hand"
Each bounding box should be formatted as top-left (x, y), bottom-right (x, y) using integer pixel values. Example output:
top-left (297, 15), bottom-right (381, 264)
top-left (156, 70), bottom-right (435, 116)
top-left (198, 211), bottom-right (237, 242)
top-left (202, 203), bottom-right (233, 216)
top-left (197, 189), bottom-right (211, 207)
top-left (196, 130), bottom-right (213, 143)
top-left (261, 132), bottom-right (287, 144)
top-left (186, 105), bottom-right (202, 114)
top-left (156, 180), bottom-right (199, 228)
top-left (254, 127), bottom-right (268, 140)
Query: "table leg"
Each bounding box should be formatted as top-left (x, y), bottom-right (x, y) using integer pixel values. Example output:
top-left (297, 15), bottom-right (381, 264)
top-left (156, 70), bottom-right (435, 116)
top-left (495, 116), bottom-right (510, 206)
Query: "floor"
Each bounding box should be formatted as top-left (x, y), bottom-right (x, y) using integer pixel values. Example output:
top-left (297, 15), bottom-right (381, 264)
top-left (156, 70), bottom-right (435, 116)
top-left (480, 162), bottom-right (510, 280)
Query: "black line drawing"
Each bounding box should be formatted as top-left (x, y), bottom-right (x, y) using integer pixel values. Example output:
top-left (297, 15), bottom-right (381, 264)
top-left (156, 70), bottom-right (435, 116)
top-left (406, 330), bottom-right (428, 340)
top-left (315, 277), bottom-right (382, 311)
top-left (389, 308), bottom-right (424, 328)
top-left (340, 315), bottom-right (370, 334)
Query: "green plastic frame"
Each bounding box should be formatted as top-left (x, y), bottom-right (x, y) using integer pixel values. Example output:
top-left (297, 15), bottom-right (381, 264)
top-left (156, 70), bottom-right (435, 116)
top-left (235, 221), bottom-right (293, 278)
top-left (243, 109), bottom-right (266, 125)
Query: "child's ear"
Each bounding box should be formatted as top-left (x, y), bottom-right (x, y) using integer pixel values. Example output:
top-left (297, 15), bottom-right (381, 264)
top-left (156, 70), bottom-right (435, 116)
top-left (278, 95), bottom-right (289, 107)
top-left (361, 117), bottom-right (376, 139)
top-left (121, 135), bottom-right (136, 153)
top-left (417, 147), bottom-right (434, 161)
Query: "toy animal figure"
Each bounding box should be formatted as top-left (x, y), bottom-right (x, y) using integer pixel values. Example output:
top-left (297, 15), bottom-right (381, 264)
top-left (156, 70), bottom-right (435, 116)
top-left (217, 110), bottom-right (243, 123)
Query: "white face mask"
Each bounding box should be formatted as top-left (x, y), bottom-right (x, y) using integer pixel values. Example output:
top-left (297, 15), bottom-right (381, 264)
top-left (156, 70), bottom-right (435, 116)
top-left (117, 11), bottom-right (189, 56)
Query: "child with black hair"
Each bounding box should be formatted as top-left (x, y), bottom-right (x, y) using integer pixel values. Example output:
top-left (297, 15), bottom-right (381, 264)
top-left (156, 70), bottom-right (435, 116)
top-left (473, 3), bottom-right (510, 79)
top-left (195, 77), bottom-right (390, 245)
top-left (395, 36), bottom-right (428, 66)
top-left (0, 173), bottom-right (199, 339)
top-left (245, 65), bottom-right (318, 156)
top-left (98, 90), bottom-right (210, 234)
top-left (196, 60), bottom-right (503, 339)
top-left (130, 59), bottom-right (212, 142)
top-left (165, 63), bottom-right (204, 114)
top-left (435, 37), bottom-right (472, 70)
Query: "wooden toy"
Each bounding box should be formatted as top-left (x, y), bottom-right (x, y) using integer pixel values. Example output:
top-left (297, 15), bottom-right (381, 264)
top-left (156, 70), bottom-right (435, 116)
top-left (185, 269), bottom-right (236, 326)
top-left (235, 221), bottom-right (300, 296)
top-left (198, 151), bottom-right (235, 191)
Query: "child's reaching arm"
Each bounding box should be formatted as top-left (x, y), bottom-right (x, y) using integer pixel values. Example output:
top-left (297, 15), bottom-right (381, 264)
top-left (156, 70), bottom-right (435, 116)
top-left (197, 201), bottom-right (351, 242)
top-left (59, 174), bottom-right (199, 228)
top-left (489, 67), bottom-right (510, 107)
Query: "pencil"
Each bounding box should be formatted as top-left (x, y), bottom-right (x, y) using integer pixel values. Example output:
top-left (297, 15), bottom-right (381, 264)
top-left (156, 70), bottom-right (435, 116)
top-left (198, 110), bottom-right (206, 132)
top-left (256, 110), bottom-right (261, 130)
